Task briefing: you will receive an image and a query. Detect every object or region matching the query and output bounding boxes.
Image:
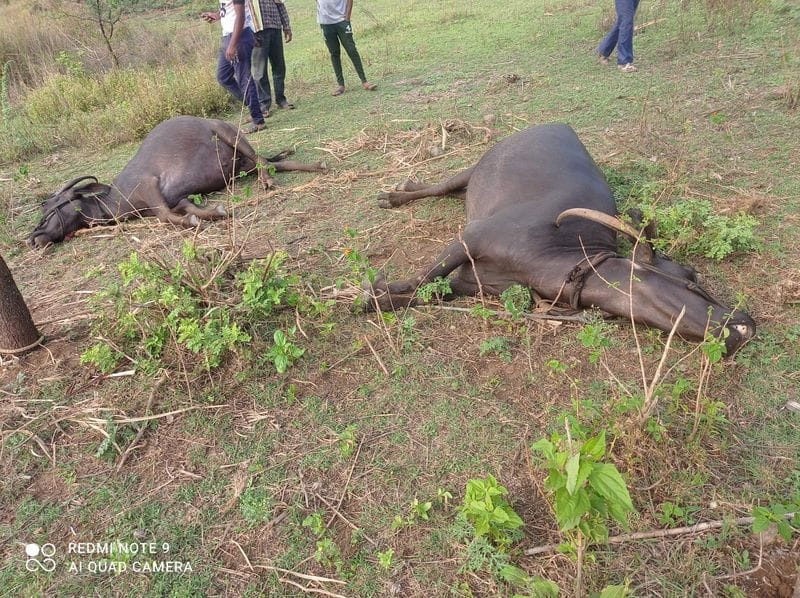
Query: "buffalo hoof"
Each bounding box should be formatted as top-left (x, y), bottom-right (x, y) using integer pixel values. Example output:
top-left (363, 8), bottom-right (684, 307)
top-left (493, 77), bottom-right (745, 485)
top-left (259, 175), bottom-right (275, 190)
top-left (317, 161), bottom-right (328, 172)
top-left (377, 192), bottom-right (394, 209)
top-left (188, 215), bottom-right (201, 227)
top-left (214, 204), bottom-right (227, 217)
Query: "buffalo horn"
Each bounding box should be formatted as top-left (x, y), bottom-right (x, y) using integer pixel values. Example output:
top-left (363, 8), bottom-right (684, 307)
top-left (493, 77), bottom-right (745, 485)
top-left (555, 208), bottom-right (655, 264)
top-left (56, 175), bottom-right (99, 195)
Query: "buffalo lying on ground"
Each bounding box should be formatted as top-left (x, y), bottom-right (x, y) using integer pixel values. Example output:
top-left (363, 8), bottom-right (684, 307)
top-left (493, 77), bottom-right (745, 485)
top-left (28, 116), bottom-right (326, 248)
top-left (367, 124), bottom-right (755, 356)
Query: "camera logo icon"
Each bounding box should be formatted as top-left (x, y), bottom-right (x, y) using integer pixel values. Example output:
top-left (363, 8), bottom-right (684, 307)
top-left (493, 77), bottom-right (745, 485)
top-left (25, 543), bottom-right (56, 572)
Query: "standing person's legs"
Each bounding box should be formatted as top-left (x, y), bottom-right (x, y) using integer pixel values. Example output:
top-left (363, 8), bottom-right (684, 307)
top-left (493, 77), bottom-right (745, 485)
top-left (321, 23), bottom-right (345, 91)
top-left (251, 29), bottom-right (273, 115)
top-left (218, 35), bottom-right (244, 101)
top-left (614, 0), bottom-right (638, 65)
top-left (266, 29), bottom-right (289, 106)
top-left (233, 30), bottom-right (265, 125)
top-left (336, 21), bottom-right (368, 84)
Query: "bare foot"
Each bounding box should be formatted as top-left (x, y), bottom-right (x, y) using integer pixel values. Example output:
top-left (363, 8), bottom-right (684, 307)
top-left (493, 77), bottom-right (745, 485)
top-left (332, 86), bottom-right (345, 96)
top-left (362, 82), bottom-right (377, 91)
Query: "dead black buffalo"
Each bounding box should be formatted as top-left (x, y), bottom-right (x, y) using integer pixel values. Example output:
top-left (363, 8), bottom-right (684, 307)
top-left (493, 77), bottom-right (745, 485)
top-left (366, 124), bottom-right (755, 356)
top-left (29, 116), bottom-right (326, 247)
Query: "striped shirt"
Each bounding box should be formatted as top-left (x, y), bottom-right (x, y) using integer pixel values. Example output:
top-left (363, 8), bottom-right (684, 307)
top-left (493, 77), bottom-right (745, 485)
top-left (250, 0), bottom-right (291, 32)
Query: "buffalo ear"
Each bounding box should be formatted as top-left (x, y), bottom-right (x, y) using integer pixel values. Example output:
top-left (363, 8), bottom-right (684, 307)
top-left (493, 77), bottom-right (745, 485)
top-left (76, 182), bottom-right (111, 197)
top-left (626, 207), bottom-right (659, 240)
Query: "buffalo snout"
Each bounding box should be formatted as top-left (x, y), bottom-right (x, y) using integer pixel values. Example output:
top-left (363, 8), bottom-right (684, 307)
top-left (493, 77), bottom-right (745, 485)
top-left (722, 311), bottom-right (756, 357)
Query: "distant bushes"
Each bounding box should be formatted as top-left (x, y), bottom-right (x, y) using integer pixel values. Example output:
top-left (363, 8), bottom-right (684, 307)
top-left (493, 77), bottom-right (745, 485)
top-left (1, 64), bottom-right (228, 162)
top-left (0, 0), bottom-right (228, 162)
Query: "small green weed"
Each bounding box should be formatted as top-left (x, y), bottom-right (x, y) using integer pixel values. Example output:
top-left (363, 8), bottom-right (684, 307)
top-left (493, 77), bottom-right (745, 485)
top-left (461, 475), bottom-right (524, 549)
top-left (239, 481), bottom-right (273, 527)
top-left (417, 276), bottom-right (452, 303)
top-left (531, 428), bottom-right (635, 545)
top-left (500, 284), bottom-right (531, 320)
top-left (752, 499), bottom-right (800, 541)
top-left (657, 501), bottom-right (700, 527)
top-left (479, 336), bottom-right (513, 362)
top-left (376, 547), bottom-right (395, 571)
top-left (266, 328), bottom-right (305, 374)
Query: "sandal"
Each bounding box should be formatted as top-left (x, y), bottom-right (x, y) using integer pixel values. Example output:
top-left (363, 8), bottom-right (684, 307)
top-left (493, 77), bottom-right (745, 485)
top-left (618, 63), bottom-right (638, 73)
top-left (244, 122), bottom-right (266, 134)
top-left (596, 52), bottom-right (610, 65)
top-left (362, 82), bottom-right (377, 91)
top-left (332, 86), bottom-right (345, 96)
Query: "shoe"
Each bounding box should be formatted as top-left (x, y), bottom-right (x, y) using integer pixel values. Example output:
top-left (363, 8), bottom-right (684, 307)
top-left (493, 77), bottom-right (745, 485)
top-left (277, 101), bottom-right (295, 109)
top-left (332, 86), bottom-right (345, 96)
top-left (618, 63), bottom-right (638, 72)
top-left (596, 52), bottom-right (610, 65)
top-left (362, 82), bottom-right (377, 91)
top-left (244, 122), bottom-right (266, 134)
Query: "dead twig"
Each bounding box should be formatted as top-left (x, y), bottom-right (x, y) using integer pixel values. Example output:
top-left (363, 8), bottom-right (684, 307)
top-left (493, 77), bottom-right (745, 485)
top-left (277, 577), bottom-right (349, 598)
top-left (115, 374), bottom-right (167, 471)
top-left (254, 564), bottom-right (346, 585)
top-left (524, 513), bottom-right (795, 556)
top-left (362, 335), bottom-right (388, 375)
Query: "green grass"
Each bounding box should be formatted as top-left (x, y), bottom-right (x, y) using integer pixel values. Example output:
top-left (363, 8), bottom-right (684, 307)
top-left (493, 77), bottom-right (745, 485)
top-left (1, 0), bottom-right (799, 595)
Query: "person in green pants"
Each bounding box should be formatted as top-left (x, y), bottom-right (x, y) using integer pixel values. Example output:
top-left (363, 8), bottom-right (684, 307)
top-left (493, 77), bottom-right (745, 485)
top-left (316, 0), bottom-right (377, 95)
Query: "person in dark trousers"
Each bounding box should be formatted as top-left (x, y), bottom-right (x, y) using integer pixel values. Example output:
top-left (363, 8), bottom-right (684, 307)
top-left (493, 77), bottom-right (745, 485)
top-left (202, 0), bottom-right (266, 133)
top-left (249, 0), bottom-right (294, 117)
top-left (597, 0), bottom-right (641, 72)
top-left (316, 0), bottom-right (377, 96)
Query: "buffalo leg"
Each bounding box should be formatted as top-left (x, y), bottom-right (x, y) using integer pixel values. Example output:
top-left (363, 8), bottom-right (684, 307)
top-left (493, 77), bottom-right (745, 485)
top-left (123, 178), bottom-right (201, 228)
top-left (174, 198), bottom-right (228, 221)
top-left (211, 122), bottom-right (275, 188)
top-left (377, 166), bottom-right (474, 208)
top-left (365, 239), bottom-right (469, 311)
top-left (269, 160), bottom-right (327, 173)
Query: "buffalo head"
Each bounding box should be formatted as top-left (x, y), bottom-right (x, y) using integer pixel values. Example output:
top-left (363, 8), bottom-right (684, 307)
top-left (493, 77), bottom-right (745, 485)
top-left (29, 176), bottom-right (112, 248)
top-left (556, 208), bottom-right (755, 356)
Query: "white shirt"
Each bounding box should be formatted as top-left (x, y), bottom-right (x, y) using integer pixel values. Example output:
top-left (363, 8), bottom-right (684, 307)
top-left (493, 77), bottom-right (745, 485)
top-left (316, 0), bottom-right (348, 25)
top-left (220, 0), bottom-right (254, 36)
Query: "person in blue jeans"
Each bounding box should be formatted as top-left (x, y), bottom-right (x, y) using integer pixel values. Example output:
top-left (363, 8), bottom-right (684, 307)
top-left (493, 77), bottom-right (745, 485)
top-left (597, 0), bottom-right (641, 72)
top-left (202, 0), bottom-right (266, 133)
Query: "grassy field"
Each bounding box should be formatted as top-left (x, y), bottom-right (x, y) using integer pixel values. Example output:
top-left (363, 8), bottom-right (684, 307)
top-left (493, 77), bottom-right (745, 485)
top-left (1, 0), bottom-right (799, 596)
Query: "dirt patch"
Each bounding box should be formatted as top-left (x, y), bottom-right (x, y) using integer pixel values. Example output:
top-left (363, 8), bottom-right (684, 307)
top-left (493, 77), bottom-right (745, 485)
top-left (736, 549), bottom-right (799, 597)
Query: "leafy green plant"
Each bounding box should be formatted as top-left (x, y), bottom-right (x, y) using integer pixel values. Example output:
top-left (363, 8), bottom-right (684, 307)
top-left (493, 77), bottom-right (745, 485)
top-left (500, 284), bottom-right (531, 321)
top-left (337, 425), bottom-right (358, 458)
top-left (80, 342), bottom-right (122, 374)
top-left (752, 499), bottom-right (800, 541)
top-left (576, 322), bottom-right (613, 364)
top-left (657, 502), bottom-right (700, 527)
top-left (376, 547), bottom-right (395, 571)
top-left (302, 511), bottom-right (326, 537)
top-left (86, 246), bottom-right (308, 379)
top-left (392, 496), bottom-right (434, 530)
top-left (239, 482), bottom-right (273, 527)
top-left (417, 276), bottom-right (452, 303)
top-left (266, 328), bottom-right (305, 374)
top-left (479, 336), bottom-right (513, 362)
top-left (461, 475), bottom-right (524, 549)
top-left (638, 199), bottom-right (759, 261)
top-left (531, 429), bottom-right (635, 544)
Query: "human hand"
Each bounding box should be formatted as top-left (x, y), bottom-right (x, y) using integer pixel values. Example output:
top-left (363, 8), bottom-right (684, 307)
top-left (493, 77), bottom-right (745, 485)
top-left (225, 45), bottom-right (238, 61)
top-left (284, 30), bottom-right (292, 43)
top-left (200, 11), bottom-right (218, 22)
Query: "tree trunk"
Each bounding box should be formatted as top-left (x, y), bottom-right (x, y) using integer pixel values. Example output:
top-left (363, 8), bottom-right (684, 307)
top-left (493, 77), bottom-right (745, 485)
top-left (0, 253), bottom-right (42, 355)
